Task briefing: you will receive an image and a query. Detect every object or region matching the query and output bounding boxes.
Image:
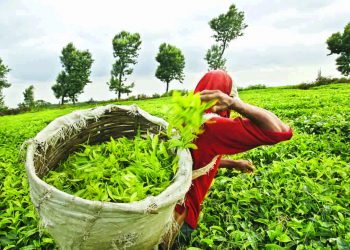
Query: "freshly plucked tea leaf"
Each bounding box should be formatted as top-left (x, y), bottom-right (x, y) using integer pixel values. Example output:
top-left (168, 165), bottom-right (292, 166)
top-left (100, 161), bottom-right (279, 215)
top-left (165, 91), bottom-right (216, 149)
top-left (44, 134), bottom-right (176, 202)
top-left (44, 92), bottom-right (213, 203)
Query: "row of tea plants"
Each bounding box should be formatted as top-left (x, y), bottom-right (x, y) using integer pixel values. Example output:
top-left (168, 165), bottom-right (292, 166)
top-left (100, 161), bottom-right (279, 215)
top-left (0, 84), bottom-right (349, 249)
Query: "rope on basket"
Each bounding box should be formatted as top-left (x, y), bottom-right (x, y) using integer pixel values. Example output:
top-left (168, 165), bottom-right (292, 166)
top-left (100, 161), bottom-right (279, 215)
top-left (192, 155), bottom-right (220, 180)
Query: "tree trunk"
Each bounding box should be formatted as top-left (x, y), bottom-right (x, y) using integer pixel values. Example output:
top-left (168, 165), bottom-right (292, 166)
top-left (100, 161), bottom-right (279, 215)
top-left (61, 96), bottom-right (64, 105)
top-left (217, 40), bottom-right (227, 69)
top-left (118, 71), bottom-right (123, 99)
top-left (166, 82), bottom-right (169, 94)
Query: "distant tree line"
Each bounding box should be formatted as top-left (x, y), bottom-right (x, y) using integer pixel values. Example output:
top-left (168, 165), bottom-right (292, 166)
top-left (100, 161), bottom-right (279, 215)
top-left (0, 4), bottom-right (349, 112)
top-left (51, 32), bottom-right (186, 105)
top-left (293, 70), bottom-right (350, 90)
top-left (0, 4), bottom-right (250, 110)
top-left (238, 71), bottom-right (350, 91)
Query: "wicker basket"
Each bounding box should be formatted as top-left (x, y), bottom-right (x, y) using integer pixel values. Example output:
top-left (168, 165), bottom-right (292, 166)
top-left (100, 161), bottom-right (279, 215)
top-left (25, 104), bottom-right (192, 250)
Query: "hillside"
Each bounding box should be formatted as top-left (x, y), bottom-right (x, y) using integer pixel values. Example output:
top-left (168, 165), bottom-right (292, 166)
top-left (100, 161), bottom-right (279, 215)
top-left (0, 84), bottom-right (349, 249)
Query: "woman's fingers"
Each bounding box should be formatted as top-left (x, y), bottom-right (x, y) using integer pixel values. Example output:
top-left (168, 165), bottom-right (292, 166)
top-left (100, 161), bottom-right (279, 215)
top-left (200, 90), bottom-right (221, 102)
top-left (211, 104), bottom-right (227, 112)
top-left (237, 160), bottom-right (255, 173)
top-left (245, 164), bottom-right (255, 173)
top-left (200, 90), bottom-right (233, 112)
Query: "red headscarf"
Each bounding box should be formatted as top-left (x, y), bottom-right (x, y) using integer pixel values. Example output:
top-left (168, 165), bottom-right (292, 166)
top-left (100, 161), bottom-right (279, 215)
top-left (194, 70), bottom-right (233, 118)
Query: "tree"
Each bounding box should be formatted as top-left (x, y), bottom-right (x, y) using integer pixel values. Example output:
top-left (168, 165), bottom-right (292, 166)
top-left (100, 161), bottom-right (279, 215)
top-left (155, 43), bottom-right (185, 93)
top-left (22, 85), bottom-right (35, 108)
top-left (326, 22), bottom-right (350, 76)
top-left (205, 4), bottom-right (247, 70)
top-left (205, 44), bottom-right (227, 71)
top-left (52, 43), bottom-right (93, 104)
top-left (108, 31), bottom-right (141, 99)
top-left (0, 58), bottom-right (11, 109)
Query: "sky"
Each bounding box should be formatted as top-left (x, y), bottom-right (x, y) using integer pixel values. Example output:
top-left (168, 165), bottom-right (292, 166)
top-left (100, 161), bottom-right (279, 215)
top-left (0, 0), bottom-right (349, 108)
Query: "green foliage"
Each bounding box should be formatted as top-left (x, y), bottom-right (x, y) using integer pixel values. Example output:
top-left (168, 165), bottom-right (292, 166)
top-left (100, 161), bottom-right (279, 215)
top-left (52, 43), bottom-right (94, 104)
top-left (166, 91), bottom-right (215, 150)
top-left (155, 43), bottom-right (185, 93)
top-left (189, 85), bottom-right (350, 249)
top-left (209, 4), bottom-right (248, 45)
top-left (206, 4), bottom-right (247, 70)
top-left (34, 100), bottom-right (52, 108)
top-left (45, 91), bottom-right (211, 203)
top-left (19, 85), bottom-right (35, 109)
top-left (1, 85), bottom-right (350, 248)
top-left (0, 57), bottom-right (11, 109)
top-left (238, 84), bottom-right (267, 91)
top-left (326, 22), bottom-right (350, 76)
top-left (108, 31), bottom-right (141, 99)
top-left (192, 154), bottom-right (350, 249)
top-left (44, 134), bottom-right (178, 202)
top-left (152, 93), bottom-right (161, 98)
top-left (205, 44), bottom-right (227, 71)
top-left (293, 71), bottom-right (350, 90)
top-left (161, 89), bottom-right (188, 97)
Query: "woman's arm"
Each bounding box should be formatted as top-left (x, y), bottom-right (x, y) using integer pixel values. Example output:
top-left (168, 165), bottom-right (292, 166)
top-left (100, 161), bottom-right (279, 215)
top-left (200, 90), bottom-right (290, 132)
top-left (219, 159), bottom-right (255, 173)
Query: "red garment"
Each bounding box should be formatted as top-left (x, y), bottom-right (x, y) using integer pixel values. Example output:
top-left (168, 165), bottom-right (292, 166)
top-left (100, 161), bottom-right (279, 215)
top-left (175, 70), bottom-right (293, 229)
top-left (175, 116), bottom-right (293, 229)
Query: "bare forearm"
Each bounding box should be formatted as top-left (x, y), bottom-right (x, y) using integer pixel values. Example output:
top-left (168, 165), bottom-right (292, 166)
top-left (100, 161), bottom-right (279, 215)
top-left (200, 89), bottom-right (290, 132)
top-left (230, 98), bottom-right (290, 132)
top-left (219, 159), bottom-right (255, 173)
top-left (219, 159), bottom-right (237, 169)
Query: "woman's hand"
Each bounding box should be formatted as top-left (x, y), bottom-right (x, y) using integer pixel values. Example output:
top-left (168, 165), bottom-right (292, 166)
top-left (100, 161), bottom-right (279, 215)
top-left (219, 159), bottom-right (255, 173)
top-left (200, 89), bottom-right (238, 113)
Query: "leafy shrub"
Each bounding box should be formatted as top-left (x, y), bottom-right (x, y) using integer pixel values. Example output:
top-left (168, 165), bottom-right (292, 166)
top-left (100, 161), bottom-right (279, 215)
top-left (0, 106), bottom-right (31, 116)
top-left (161, 89), bottom-right (189, 97)
top-left (193, 154), bottom-right (350, 249)
top-left (126, 95), bottom-right (137, 101)
top-left (238, 84), bottom-right (267, 91)
top-left (152, 93), bottom-right (161, 98)
top-left (137, 94), bottom-right (149, 100)
top-left (86, 98), bottom-right (96, 104)
top-left (294, 76), bottom-right (350, 90)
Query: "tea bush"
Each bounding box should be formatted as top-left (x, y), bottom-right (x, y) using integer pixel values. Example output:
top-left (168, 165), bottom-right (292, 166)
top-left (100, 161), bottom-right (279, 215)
top-left (0, 84), bottom-right (349, 249)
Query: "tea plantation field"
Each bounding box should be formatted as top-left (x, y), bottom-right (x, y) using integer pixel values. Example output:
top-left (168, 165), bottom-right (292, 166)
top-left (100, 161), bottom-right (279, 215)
top-left (0, 84), bottom-right (349, 249)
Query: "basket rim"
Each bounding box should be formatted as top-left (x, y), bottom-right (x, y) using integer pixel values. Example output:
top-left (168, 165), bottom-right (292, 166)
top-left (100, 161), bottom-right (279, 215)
top-left (25, 104), bottom-right (193, 213)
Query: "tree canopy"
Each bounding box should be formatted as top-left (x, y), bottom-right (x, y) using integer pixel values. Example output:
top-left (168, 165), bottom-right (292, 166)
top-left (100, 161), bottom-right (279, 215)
top-left (0, 58), bottom-right (11, 109)
top-left (205, 44), bottom-right (227, 71)
top-left (108, 31), bottom-right (141, 99)
top-left (155, 43), bottom-right (185, 93)
top-left (327, 22), bottom-right (350, 76)
top-left (22, 85), bottom-right (35, 108)
top-left (52, 43), bottom-right (93, 104)
top-left (205, 4), bottom-right (247, 70)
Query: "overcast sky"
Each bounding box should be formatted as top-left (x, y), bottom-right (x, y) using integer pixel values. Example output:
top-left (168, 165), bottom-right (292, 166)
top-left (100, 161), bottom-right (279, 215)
top-left (0, 0), bottom-right (349, 107)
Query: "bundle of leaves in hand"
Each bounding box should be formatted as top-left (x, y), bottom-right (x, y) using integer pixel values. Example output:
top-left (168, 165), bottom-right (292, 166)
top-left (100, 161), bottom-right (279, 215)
top-left (44, 134), bottom-right (178, 203)
top-left (166, 91), bottom-right (215, 150)
top-left (44, 92), bottom-right (214, 203)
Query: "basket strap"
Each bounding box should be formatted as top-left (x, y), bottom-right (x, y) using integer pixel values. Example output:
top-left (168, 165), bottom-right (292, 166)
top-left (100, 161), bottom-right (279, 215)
top-left (192, 155), bottom-right (220, 180)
